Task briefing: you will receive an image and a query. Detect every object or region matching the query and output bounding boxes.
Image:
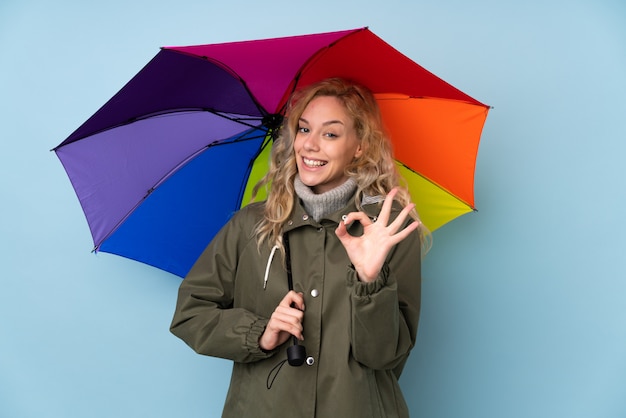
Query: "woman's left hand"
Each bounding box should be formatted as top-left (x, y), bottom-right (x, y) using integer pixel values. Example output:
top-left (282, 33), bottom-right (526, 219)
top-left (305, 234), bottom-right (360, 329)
top-left (335, 188), bottom-right (419, 283)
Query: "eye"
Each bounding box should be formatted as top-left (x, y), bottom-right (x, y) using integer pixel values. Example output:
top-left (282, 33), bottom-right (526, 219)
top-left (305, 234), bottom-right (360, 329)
top-left (297, 126), bottom-right (309, 133)
top-left (324, 132), bottom-right (338, 138)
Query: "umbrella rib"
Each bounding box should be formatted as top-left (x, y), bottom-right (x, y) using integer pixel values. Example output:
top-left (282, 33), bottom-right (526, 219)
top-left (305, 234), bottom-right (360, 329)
top-left (56, 108), bottom-right (265, 147)
top-left (133, 108), bottom-right (265, 130)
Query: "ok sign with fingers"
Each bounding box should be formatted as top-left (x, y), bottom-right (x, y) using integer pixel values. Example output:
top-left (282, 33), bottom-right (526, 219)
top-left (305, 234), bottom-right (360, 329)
top-left (335, 188), bottom-right (420, 283)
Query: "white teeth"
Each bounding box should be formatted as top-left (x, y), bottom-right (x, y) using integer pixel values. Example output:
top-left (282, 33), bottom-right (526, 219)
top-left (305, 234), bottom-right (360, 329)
top-left (303, 158), bottom-right (327, 167)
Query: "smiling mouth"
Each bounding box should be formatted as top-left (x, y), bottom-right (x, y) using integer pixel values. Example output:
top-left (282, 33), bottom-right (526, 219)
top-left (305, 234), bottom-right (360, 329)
top-left (303, 157), bottom-right (327, 167)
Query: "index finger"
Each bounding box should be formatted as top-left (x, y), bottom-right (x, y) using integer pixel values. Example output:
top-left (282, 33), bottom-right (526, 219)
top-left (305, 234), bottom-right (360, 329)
top-left (280, 290), bottom-right (305, 311)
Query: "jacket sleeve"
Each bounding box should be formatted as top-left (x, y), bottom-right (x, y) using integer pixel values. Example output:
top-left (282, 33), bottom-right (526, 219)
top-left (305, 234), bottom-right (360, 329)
top-left (347, 217), bottom-right (422, 376)
top-left (170, 208), bottom-right (276, 363)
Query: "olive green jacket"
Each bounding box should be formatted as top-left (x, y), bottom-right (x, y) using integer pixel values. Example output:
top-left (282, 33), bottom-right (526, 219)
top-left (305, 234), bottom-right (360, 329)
top-left (170, 196), bottom-right (421, 417)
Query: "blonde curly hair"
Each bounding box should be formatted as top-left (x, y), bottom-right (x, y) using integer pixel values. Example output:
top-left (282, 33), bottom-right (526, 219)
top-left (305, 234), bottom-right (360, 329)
top-left (251, 78), bottom-right (431, 254)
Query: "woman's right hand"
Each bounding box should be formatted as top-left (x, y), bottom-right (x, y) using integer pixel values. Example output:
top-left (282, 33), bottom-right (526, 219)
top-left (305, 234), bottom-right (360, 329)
top-left (259, 291), bottom-right (305, 351)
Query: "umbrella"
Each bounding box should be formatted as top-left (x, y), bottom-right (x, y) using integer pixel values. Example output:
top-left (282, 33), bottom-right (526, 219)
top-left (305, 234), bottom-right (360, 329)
top-left (54, 27), bottom-right (490, 278)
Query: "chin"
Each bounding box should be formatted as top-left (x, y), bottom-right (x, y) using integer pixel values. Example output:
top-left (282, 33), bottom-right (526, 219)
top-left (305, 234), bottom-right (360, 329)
top-left (300, 177), bottom-right (318, 188)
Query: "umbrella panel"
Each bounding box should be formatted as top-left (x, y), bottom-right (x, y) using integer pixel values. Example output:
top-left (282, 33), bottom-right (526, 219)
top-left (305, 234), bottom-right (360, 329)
top-left (241, 135), bottom-right (272, 206)
top-left (398, 164), bottom-right (474, 231)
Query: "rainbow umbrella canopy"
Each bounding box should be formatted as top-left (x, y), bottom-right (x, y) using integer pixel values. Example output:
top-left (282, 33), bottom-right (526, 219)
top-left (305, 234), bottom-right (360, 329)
top-left (54, 27), bottom-right (489, 278)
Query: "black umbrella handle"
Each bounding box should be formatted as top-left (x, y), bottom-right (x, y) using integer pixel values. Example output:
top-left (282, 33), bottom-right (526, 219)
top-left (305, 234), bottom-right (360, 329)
top-left (283, 233), bottom-right (306, 367)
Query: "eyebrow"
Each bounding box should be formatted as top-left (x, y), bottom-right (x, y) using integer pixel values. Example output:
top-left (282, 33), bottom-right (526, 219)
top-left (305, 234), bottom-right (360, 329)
top-left (299, 117), bottom-right (345, 126)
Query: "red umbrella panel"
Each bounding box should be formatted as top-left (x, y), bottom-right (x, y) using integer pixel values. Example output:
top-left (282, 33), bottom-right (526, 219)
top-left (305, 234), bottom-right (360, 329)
top-left (54, 27), bottom-right (489, 277)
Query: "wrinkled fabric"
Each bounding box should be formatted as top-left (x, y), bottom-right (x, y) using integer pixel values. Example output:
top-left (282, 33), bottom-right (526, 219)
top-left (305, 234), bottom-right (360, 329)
top-left (171, 195), bottom-right (421, 417)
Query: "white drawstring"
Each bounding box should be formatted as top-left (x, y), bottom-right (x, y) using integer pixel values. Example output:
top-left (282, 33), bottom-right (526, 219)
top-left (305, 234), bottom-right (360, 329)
top-left (264, 245), bottom-right (279, 289)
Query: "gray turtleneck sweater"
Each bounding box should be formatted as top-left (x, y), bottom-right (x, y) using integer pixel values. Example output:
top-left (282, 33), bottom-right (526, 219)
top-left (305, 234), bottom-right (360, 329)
top-left (293, 176), bottom-right (358, 222)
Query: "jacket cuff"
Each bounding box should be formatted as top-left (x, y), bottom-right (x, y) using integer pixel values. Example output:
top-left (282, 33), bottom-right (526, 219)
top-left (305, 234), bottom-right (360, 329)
top-left (347, 263), bottom-right (390, 297)
top-left (245, 318), bottom-right (277, 358)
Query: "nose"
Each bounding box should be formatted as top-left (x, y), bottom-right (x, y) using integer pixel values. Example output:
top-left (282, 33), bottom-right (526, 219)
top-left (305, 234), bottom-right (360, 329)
top-left (302, 132), bottom-right (319, 152)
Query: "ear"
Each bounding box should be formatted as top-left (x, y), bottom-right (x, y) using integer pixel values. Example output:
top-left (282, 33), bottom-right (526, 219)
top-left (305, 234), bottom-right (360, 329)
top-left (354, 142), bottom-right (364, 159)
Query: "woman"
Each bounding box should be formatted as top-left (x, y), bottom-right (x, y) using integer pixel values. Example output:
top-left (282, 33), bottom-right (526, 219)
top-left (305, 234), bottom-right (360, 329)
top-left (171, 78), bottom-right (430, 417)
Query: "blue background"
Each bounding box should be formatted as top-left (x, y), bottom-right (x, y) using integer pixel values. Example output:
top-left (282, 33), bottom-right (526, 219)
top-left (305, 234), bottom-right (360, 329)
top-left (2, 1), bottom-right (625, 417)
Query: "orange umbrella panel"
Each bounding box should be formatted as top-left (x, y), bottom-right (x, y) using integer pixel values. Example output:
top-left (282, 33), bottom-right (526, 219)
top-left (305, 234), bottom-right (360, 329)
top-left (377, 94), bottom-right (490, 210)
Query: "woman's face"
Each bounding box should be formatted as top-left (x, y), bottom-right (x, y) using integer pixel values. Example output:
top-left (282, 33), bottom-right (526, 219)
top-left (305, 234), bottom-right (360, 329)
top-left (294, 96), bottom-right (363, 194)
